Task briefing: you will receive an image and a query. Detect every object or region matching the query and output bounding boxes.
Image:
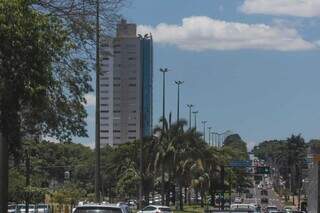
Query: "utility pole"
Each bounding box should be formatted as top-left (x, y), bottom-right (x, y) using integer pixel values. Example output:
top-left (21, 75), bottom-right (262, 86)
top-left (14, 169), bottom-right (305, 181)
top-left (201, 121), bottom-right (207, 142)
top-left (160, 68), bottom-right (168, 206)
top-left (95, 0), bottom-right (101, 203)
top-left (192, 111), bottom-right (199, 131)
top-left (175, 81), bottom-right (184, 122)
top-left (0, 133), bottom-right (8, 213)
top-left (208, 127), bottom-right (212, 145)
top-left (187, 104), bottom-right (194, 129)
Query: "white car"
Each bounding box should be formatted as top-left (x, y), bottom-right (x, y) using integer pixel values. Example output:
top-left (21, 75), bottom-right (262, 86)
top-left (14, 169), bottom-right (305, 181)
top-left (16, 204), bottom-right (36, 213)
top-left (137, 205), bottom-right (172, 213)
top-left (230, 204), bottom-right (256, 211)
top-left (36, 204), bottom-right (50, 213)
top-left (234, 197), bottom-right (242, 204)
top-left (8, 204), bottom-right (16, 213)
top-left (73, 204), bottom-right (130, 213)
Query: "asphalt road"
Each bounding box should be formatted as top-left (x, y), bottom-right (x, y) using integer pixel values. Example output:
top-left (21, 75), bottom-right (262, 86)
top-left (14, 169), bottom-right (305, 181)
top-left (243, 176), bottom-right (283, 211)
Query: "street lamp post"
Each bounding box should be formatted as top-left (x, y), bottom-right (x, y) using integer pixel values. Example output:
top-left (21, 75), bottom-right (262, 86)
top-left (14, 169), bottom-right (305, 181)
top-left (211, 132), bottom-right (215, 147)
top-left (187, 104), bottom-right (194, 129)
top-left (160, 68), bottom-right (169, 128)
top-left (192, 111), bottom-right (199, 130)
top-left (208, 127), bottom-right (212, 145)
top-left (160, 68), bottom-right (169, 206)
top-left (201, 121), bottom-right (207, 142)
top-left (175, 81), bottom-right (184, 122)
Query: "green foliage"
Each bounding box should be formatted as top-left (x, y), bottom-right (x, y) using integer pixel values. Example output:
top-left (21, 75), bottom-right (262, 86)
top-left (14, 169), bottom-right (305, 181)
top-left (0, 0), bottom-right (92, 161)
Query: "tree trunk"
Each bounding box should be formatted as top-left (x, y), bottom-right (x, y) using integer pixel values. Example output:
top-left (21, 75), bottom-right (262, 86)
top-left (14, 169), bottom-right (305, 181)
top-left (184, 186), bottom-right (187, 205)
top-left (0, 133), bottom-right (8, 213)
top-left (161, 164), bottom-right (165, 205)
top-left (179, 182), bottom-right (183, 210)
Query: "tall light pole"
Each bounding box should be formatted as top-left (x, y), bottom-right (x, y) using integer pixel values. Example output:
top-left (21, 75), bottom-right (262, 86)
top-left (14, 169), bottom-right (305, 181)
top-left (160, 68), bottom-right (168, 206)
top-left (208, 127), bottom-right (212, 145)
top-left (175, 81), bottom-right (184, 122)
top-left (192, 111), bottom-right (199, 130)
top-left (187, 104), bottom-right (194, 129)
top-left (211, 132), bottom-right (215, 147)
top-left (160, 68), bottom-right (169, 128)
top-left (95, 0), bottom-right (101, 203)
top-left (201, 121), bottom-right (207, 142)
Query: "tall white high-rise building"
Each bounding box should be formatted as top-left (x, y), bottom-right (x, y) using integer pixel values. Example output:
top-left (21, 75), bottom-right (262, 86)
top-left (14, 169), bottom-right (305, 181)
top-left (99, 19), bottom-right (153, 146)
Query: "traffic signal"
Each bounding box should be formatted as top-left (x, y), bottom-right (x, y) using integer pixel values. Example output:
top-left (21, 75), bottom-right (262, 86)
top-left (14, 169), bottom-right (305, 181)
top-left (256, 166), bottom-right (271, 174)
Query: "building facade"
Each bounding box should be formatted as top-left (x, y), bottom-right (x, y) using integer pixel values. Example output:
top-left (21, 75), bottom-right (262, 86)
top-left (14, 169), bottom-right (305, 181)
top-left (99, 20), bottom-right (153, 146)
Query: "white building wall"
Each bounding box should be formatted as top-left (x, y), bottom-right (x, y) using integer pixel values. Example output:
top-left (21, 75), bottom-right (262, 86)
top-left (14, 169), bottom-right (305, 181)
top-left (100, 36), bottom-right (114, 146)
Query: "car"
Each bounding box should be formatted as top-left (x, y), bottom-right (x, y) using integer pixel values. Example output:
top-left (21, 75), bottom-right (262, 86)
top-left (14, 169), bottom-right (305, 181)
top-left (234, 197), bottom-right (242, 204)
top-left (230, 204), bottom-right (256, 212)
top-left (74, 204), bottom-right (131, 213)
top-left (16, 204), bottom-right (36, 213)
top-left (8, 204), bottom-right (16, 213)
top-left (137, 205), bottom-right (172, 213)
top-left (36, 203), bottom-right (50, 213)
top-left (261, 189), bottom-right (268, 196)
top-left (261, 197), bottom-right (269, 204)
top-left (266, 206), bottom-right (278, 212)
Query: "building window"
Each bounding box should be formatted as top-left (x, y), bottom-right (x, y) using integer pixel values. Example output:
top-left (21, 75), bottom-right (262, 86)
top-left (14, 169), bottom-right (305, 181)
top-left (114, 51), bottom-right (120, 54)
top-left (100, 84), bottom-right (109, 87)
top-left (128, 123), bottom-right (136, 126)
top-left (114, 77), bottom-right (121, 80)
top-left (114, 110), bottom-right (121, 113)
top-left (101, 98), bottom-right (109, 101)
top-left (128, 136), bottom-right (136, 139)
top-left (100, 137), bottom-right (109, 139)
top-left (128, 130), bottom-right (136, 133)
top-left (114, 137), bottom-right (121, 139)
top-left (101, 130), bottom-right (109, 133)
top-left (103, 57), bottom-right (109, 60)
top-left (101, 117), bottom-right (109, 119)
top-left (131, 110), bottom-right (136, 113)
top-left (114, 97), bottom-right (120, 100)
top-left (128, 57), bottom-right (135, 60)
top-left (101, 90), bottom-right (109, 94)
top-left (101, 77), bottom-right (109, 80)
top-left (114, 130), bottom-right (121, 133)
top-left (101, 124), bottom-right (109, 126)
top-left (129, 84), bottom-right (136, 87)
top-left (114, 84), bottom-right (120, 87)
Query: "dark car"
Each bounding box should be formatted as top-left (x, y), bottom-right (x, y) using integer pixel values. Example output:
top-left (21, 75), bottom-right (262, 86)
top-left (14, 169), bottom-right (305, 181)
top-left (261, 197), bottom-right (269, 204)
top-left (261, 189), bottom-right (268, 196)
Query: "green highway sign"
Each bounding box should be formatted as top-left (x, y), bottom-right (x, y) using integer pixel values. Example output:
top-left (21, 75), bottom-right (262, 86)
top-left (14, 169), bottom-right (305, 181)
top-left (256, 166), bottom-right (271, 174)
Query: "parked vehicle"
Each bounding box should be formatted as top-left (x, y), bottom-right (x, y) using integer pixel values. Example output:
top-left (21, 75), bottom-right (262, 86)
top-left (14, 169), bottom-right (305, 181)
top-left (16, 204), bottom-right (36, 213)
top-left (8, 204), bottom-right (16, 213)
top-left (137, 205), bottom-right (172, 213)
top-left (73, 204), bottom-right (130, 213)
top-left (36, 204), bottom-right (50, 213)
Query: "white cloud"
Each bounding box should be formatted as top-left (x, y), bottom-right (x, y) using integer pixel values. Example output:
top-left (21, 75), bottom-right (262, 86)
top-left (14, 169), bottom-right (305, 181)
top-left (138, 16), bottom-right (315, 51)
top-left (85, 93), bottom-right (96, 107)
top-left (240, 0), bottom-right (320, 17)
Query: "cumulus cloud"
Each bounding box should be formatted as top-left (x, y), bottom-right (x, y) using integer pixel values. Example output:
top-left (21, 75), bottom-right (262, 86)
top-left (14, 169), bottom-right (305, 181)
top-left (138, 16), bottom-right (315, 51)
top-left (85, 93), bottom-right (96, 107)
top-left (240, 0), bottom-right (320, 17)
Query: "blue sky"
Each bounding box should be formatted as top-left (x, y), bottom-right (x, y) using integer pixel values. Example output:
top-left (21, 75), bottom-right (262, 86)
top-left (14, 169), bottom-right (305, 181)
top-left (77, 0), bottom-right (320, 149)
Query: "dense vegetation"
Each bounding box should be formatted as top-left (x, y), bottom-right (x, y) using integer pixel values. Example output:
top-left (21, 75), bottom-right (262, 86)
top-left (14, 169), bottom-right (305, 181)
top-left (9, 118), bottom-right (251, 210)
top-left (253, 134), bottom-right (311, 204)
